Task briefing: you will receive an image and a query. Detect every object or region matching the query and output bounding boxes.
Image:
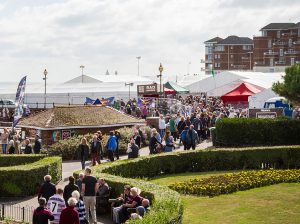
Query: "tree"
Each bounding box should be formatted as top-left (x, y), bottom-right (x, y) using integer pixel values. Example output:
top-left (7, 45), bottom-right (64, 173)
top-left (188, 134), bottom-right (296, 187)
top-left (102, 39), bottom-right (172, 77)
top-left (272, 64), bottom-right (300, 105)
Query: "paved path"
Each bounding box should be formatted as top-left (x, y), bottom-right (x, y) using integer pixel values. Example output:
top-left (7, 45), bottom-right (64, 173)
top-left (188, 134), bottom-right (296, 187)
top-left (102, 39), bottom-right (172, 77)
top-left (0, 140), bottom-right (212, 223)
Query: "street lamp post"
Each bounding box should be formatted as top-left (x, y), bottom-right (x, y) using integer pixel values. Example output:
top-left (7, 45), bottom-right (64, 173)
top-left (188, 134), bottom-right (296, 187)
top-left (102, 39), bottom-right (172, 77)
top-left (80, 65), bottom-right (85, 83)
top-left (136, 56), bottom-right (141, 76)
top-left (43, 69), bottom-right (48, 109)
top-left (157, 63), bottom-right (164, 98)
top-left (125, 82), bottom-right (134, 100)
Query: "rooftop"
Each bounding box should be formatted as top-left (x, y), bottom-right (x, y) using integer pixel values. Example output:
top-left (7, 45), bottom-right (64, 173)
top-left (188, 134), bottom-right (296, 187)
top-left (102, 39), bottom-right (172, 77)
top-left (260, 23), bottom-right (296, 31)
top-left (216, 35), bottom-right (253, 45)
top-left (204, 37), bottom-right (223, 44)
top-left (18, 105), bottom-right (144, 129)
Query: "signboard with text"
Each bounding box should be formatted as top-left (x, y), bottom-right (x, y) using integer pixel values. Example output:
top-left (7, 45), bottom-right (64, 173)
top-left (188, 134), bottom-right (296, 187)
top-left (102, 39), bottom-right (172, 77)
top-left (62, 130), bottom-right (71, 140)
top-left (248, 108), bottom-right (284, 118)
top-left (137, 84), bottom-right (158, 95)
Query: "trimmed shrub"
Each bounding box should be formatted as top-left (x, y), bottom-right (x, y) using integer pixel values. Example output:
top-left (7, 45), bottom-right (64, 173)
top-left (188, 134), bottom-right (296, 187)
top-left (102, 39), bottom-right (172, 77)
top-left (73, 145), bottom-right (300, 224)
top-left (0, 156), bottom-right (62, 197)
top-left (215, 118), bottom-right (300, 146)
top-left (169, 169), bottom-right (300, 197)
top-left (0, 154), bottom-right (46, 167)
top-left (99, 146), bottom-right (300, 179)
top-left (45, 126), bottom-right (151, 160)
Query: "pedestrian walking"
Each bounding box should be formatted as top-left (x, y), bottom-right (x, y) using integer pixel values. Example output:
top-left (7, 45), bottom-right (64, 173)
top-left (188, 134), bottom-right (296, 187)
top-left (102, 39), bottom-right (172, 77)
top-left (47, 187), bottom-right (66, 224)
top-left (78, 137), bottom-right (89, 170)
top-left (106, 131), bottom-right (117, 162)
top-left (38, 175), bottom-right (56, 202)
top-left (33, 197), bottom-right (54, 224)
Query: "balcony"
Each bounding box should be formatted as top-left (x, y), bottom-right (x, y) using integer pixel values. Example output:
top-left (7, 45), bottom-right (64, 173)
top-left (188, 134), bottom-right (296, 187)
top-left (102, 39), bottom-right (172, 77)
top-left (273, 41), bottom-right (287, 46)
top-left (201, 59), bottom-right (213, 63)
top-left (254, 61), bottom-right (266, 66)
top-left (285, 50), bottom-right (300, 55)
top-left (294, 40), bottom-right (300, 45)
top-left (275, 61), bottom-right (286, 65)
top-left (264, 52), bottom-right (278, 56)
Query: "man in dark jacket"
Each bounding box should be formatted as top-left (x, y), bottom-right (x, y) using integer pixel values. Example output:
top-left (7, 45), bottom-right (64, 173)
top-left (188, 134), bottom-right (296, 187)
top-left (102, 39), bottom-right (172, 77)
top-left (90, 135), bottom-right (102, 166)
top-left (33, 197), bottom-right (54, 224)
top-left (63, 176), bottom-right (80, 205)
top-left (33, 134), bottom-right (42, 154)
top-left (38, 175), bottom-right (56, 202)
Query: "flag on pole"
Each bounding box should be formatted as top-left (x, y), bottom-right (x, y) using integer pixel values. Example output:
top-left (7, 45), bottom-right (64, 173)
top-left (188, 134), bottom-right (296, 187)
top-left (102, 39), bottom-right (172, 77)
top-left (13, 76), bottom-right (27, 127)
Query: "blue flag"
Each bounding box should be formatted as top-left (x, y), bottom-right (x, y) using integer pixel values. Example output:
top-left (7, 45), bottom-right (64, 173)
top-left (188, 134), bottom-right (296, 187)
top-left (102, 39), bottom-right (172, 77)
top-left (93, 98), bottom-right (102, 105)
top-left (85, 97), bottom-right (95, 105)
top-left (13, 76), bottom-right (27, 127)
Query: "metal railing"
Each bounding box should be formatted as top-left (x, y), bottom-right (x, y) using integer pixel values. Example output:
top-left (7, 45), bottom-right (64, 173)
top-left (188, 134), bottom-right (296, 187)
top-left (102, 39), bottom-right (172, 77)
top-left (264, 51), bottom-right (278, 56)
top-left (0, 204), bottom-right (34, 223)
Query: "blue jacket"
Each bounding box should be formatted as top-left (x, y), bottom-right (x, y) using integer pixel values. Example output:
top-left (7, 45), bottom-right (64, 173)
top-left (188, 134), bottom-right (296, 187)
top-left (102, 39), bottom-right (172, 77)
top-left (181, 130), bottom-right (188, 141)
top-left (107, 136), bottom-right (117, 151)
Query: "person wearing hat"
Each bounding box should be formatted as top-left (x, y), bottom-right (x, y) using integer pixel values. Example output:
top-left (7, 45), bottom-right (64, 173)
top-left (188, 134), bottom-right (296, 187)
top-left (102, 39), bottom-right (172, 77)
top-left (34, 134), bottom-right (42, 154)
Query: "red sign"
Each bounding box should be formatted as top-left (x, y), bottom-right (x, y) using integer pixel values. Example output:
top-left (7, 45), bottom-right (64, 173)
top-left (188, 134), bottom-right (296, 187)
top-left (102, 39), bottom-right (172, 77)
top-left (62, 130), bottom-right (71, 140)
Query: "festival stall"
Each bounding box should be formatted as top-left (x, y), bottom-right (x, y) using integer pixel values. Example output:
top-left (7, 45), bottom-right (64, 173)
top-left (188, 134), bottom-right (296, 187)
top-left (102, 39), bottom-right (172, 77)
top-left (221, 82), bottom-right (263, 105)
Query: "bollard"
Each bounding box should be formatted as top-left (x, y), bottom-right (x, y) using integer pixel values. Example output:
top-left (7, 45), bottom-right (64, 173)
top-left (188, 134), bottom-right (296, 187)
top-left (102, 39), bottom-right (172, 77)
top-left (22, 207), bottom-right (25, 221)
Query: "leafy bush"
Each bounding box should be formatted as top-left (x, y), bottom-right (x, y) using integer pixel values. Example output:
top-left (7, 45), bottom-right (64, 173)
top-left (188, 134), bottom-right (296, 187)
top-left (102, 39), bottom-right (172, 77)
top-left (169, 169), bottom-right (300, 197)
top-left (215, 118), bottom-right (300, 146)
top-left (99, 146), bottom-right (300, 179)
top-left (73, 145), bottom-right (300, 224)
top-left (0, 154), bottom-right (46, 167)
top-left (45, 126), bottom-right (151, 160)
top-left (0, 156), bottom-right (62, 196)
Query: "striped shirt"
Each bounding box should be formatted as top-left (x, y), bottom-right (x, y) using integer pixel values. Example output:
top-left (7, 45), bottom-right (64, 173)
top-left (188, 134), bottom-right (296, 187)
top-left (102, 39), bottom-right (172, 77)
top-left (47, 194), bottom-right (66, 224)
top-left (75, 200), bottom-right (86, 223)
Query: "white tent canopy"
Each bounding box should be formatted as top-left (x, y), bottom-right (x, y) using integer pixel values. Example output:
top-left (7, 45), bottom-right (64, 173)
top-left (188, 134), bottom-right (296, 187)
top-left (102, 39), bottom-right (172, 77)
top-left (248, 88), bottom-right (279, 109)
top-left (184, 71), bottom-right (284, 96)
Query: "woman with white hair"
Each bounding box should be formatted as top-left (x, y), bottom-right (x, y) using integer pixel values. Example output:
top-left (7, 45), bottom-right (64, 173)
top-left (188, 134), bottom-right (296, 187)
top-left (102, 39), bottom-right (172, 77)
top-left (72, 191), bottom-right (87, 224)
top-left (119, 187), bottom-right (143, 223)
top-left (59, 197), bottom-right (80, 224)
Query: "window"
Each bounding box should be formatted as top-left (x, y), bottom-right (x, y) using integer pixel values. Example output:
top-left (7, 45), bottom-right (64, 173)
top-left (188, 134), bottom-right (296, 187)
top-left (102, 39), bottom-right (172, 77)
top-left (218, 63), bottom-right (221, 67)
top-left (230, 46), bottom-right (234, 50)
top-left (215, 45), bottom-right (224, 51)
top-left (231, 54), bottom-right (234, 59)
top-left (214, 63), bottom-right (218, 68)
top-left (215, 54), bottom-right (218, 59)
top-left (262, 30), bottom-right (267, 37)
top-left (289, 39), bottom-right (293, 47)
top-left (280, 49), bottom-right (284, 57)
top-left (208, 55), bottom-right (212, 61)
top-left (291, 58), bottom-right (295, 65)
top-left (298, 29), bottom-right (300, 37)
top-left (268, 40), bottom-right (272, 48)
top-left (270, 58), bottom-right (274, 66)
top-left (243, 45), bottom-right (252, 50)
top-left (218, 54), bottom-right (221, 59)
top-left (277, 30), bottom-right (281, 38)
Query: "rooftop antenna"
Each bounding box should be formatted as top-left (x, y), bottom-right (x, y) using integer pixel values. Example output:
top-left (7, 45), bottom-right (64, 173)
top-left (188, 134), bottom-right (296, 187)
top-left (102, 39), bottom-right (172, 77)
top-left (105, 70), bottom-right (110, 75)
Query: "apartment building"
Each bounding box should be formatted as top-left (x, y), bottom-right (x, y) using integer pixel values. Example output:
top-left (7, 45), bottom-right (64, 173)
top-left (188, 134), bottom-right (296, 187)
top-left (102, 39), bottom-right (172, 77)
top-left (253, 22), bottom-right (300, 72)
top-left (203, 36), bottom-right (253, 74)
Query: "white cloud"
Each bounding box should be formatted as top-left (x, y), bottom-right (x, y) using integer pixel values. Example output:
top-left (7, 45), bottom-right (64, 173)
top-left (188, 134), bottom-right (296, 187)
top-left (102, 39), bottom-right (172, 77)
top-left (0, 0), bottom-right (299, 82)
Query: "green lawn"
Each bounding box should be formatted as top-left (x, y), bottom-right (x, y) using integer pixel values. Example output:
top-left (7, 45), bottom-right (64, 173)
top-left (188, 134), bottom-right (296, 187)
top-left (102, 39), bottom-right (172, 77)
top-left (150, 172), bottom-right (300, 224)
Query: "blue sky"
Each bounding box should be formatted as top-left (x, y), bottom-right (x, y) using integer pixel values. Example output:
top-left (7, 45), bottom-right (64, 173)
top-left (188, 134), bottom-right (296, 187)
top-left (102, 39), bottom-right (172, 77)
top-left (0, 0), bottom-right (299, 83)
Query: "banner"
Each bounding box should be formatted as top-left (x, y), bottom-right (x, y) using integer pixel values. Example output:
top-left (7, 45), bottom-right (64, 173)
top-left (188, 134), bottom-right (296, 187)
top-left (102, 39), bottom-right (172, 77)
top-left (13, 76), bottom-right (27, 127)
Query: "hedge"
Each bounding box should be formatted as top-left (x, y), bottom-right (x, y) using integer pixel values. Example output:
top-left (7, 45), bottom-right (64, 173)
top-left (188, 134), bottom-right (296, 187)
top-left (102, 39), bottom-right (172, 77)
top-left (169, 169), bottom-right (300, 197)
top-left (0, 154), bottom-right (46, 167)
top-left (215, 118), bottom-right (300, 146)
top-left (100, 146), bottom-right (300, 179)
top-left (73, 145), bottom-right (300, 224)
top-left (0, 155), bottom-right (62, 197)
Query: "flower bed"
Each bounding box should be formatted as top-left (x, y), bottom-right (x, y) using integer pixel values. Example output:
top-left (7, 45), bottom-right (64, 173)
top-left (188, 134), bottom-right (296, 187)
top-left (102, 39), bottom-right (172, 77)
top-left (169, 169), bottom-right (300, 197)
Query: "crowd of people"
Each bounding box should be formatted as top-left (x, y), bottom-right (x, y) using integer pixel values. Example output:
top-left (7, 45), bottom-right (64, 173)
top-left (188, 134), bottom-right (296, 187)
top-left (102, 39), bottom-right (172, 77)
top-left (0, 128), bottom-right (41, 154)
top-left (34, 168), bottom-right (150, 224)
